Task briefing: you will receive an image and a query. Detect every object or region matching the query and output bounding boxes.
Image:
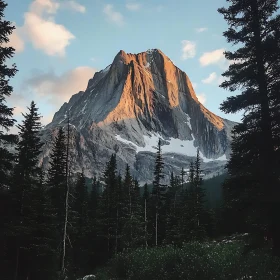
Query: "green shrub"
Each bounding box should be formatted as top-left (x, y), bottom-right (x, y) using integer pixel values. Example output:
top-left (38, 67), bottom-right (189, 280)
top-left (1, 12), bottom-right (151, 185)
top-left (94, 242), bottom-right (280, 280)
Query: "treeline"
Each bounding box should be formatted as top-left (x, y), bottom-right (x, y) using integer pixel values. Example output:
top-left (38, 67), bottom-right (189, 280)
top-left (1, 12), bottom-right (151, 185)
top-left (1, 101), bottom-right (216, 279)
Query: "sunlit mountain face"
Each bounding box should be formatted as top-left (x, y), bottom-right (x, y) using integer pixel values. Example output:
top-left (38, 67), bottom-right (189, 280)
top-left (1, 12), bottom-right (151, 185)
top-left (40, 49), bottom-right (236, 183)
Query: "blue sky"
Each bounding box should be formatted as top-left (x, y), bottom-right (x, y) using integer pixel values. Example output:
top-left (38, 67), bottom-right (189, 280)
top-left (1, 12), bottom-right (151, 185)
top-left (5, 0), bottom-right (241, 129)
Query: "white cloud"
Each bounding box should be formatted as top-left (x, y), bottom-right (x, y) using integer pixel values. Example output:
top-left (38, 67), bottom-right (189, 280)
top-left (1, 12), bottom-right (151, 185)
top-left (5, 26), bottom-right (25, 53)
top-left (126, 2), bottom-right (141, 11)
top-left (197, 93), bottom-right (206, 105)
top-left (192, 83), bottom-right (197, 89)
top-left (181, 40), bottom-right (196, 60)
top-left (30, 0), bottom-right (60, 16)
top-left (103, 4), bottom-right (124, 26)
top-left (24, 12), bottom-right (75, 56)
top-left (62, 1), bottom-right (86, 13)
top-left (202, 72), bottom-right (217, 84)
top-left (26, 66), bottom-right (97, 104)
top-left (14, 0), bottom-right (87, 57)
top-left (199, 48), bottom-right (225, 67)
top-left (196, 27), bottom-right (208, 33)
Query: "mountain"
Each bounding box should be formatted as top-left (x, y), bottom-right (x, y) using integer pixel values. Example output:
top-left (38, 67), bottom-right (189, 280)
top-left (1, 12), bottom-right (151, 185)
top-left (40, 49), bottom-right (236, 184)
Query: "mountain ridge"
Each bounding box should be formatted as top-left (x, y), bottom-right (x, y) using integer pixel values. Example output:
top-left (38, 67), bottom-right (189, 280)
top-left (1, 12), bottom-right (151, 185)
top-left (41, 48), bottom-right (236, 183)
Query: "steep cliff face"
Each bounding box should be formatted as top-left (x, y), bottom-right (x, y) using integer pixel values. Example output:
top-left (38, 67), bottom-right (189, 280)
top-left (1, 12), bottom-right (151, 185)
top-left (41, 49), bottom-right (236, 183)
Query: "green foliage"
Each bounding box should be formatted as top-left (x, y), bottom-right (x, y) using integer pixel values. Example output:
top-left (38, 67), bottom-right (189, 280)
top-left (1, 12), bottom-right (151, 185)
top-left (0, 0), bottom-right (18, 190)
top-left (47, 127), bottom-right (67, 226)
top-left (95, 241), bottom-right (280, 280)
top-left (218, 0), bottom-right (280, 255)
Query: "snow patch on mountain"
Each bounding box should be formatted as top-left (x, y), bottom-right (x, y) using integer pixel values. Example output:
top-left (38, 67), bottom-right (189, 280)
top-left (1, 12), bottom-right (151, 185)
top-left (115, 133), bottom-right (227, 162)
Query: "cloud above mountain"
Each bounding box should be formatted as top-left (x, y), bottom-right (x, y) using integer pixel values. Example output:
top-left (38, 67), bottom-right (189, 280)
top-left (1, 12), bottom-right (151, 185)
top-left (199, 49), bottom-right (226, 67)
top-left (11, 0), bottom-right (86, 57)
top-left (25, 66), bottom-right (97, 104)
top-left (181, 40), bottom-right (196, 60)
top-left (103, 4), bottom-right (124, 26)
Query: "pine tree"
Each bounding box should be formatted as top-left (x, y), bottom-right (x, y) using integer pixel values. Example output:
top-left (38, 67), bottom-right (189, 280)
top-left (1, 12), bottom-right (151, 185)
top-left (72, 171), bottom-right (89, 278)
top-left (87, 176), bottom-right (100, 269)
top-left (218, 0), bottom-right (280, 255)
top-left (180, 167), bottom-right (186, 188)
top-left (192, 149), bottom-right (206, 240)
top-left (97, 154), bottom-right (118, 257)
top-left (151, 139), bottom-right (166, 246)
top-left (142, 183), bottom-right (150, 248)
top-left (10, 101), bottom-right (46, 279)
top-left (28, 168), bottom-right (58, 280)
top-left (178, 151), bottom-right (207, 243)
top-left (46, 127), bottom-right (68, 276)
top-left (47, 127), bottom-right (67, 228)
top-left (60, 113), bottom-right (72, 279)
top-left (0, 0), bottom-right (18, 191)
top-left (165, 172), bottom-right (180, 245)
top-left (122, 165), bottom-right (144, 249)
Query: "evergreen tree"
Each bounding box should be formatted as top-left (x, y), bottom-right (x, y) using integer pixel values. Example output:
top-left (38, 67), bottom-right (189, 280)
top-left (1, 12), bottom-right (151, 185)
top-left (72, 171), bottom-right (89, 278)
top-left (97, 154), bottom-right (118, 258)
top-left (165, 172), bottom-right (180, 245)
top-left (142, 183), bottom-right (150, 248)
top-left (218, 0), bottom-right (280, 255)
top-left (47, 127), bottom-right (67, 228)
top-left (178, 151), bottom-right (207, 242)
top-left (151, 139), bottom-right (166, 246)
top-left (192, 149), bottom-right (206, 240)
top-left (122, 166), bottom-right (144, 249)
top-left (0, 0), bottom-right (18, 191)
top-left (87, 176), bottom-right (100, 269)
top-left (10, 101), bottom-right (47, 279)
top-left (180, 167), bottom-right (186, 187)
top-left (46, 127), bottom-right (67, 276)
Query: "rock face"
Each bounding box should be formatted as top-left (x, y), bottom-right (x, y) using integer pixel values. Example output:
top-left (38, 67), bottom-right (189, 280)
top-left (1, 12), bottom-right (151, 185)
top-left (40, 49), bottom-right (236, 183)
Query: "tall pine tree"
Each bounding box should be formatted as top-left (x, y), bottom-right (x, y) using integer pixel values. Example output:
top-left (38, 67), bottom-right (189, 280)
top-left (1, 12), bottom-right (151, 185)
top-left (72, 171), bottom-right (89, 278)
top-left (0, 0), bottom-right (17, 190)
top-left (218, 0), bottom-right (280, 255)
top-left (0, 3), bottom-right (18, 278)
top-left (11, 101), bottom-right (46, 279)
top-left (151, 139), bottom-right (166, 246)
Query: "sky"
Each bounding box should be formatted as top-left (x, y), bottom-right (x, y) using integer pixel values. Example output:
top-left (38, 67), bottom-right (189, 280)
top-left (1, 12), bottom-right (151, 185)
top-left (5, 0), bottom-right (242, 131)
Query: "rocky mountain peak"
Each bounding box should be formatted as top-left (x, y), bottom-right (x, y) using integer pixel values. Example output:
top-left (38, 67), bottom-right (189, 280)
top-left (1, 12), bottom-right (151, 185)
top-left (42, 49), bottom-right (236, 183)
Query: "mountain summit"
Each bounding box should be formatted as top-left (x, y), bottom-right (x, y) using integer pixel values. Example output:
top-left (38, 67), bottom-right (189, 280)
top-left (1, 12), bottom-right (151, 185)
top-left (41, 49), bottom-right (235, 182)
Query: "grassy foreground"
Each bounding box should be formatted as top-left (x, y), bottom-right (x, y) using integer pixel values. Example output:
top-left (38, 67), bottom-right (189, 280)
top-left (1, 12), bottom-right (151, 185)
top-left (92, 241), bottom-right (280, 280)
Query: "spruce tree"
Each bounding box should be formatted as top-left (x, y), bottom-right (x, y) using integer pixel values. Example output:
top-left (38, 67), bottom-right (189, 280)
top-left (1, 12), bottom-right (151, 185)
top-left (97, 154), bottom-right (118, 258)
top-left (72, 171), bottom-right (89, 278)
top-left (192, 149), bottom-right (206, 240)
top-left (0, 0), bottom-right (18, 191)
top-left (178, 152), bottom-right (207, 242)
top-left (218, 0), bottom-right (280, 255)
top-left (87, 176), bottom-right (100, 269)
top-left (142, 183), bottom-right (150, 248)
top-left (122, 165), bottom-right (144, 249)
top-left (11, 101), bottom-right (45, 279)
top-left (47, 127), bottom-right (67, 228)
top-left (151, 139), bottom-right (166, 246)
top-left (180, 167), bottom-right (186, 187)
top-left (165, 172), bottom-right (180, 245)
